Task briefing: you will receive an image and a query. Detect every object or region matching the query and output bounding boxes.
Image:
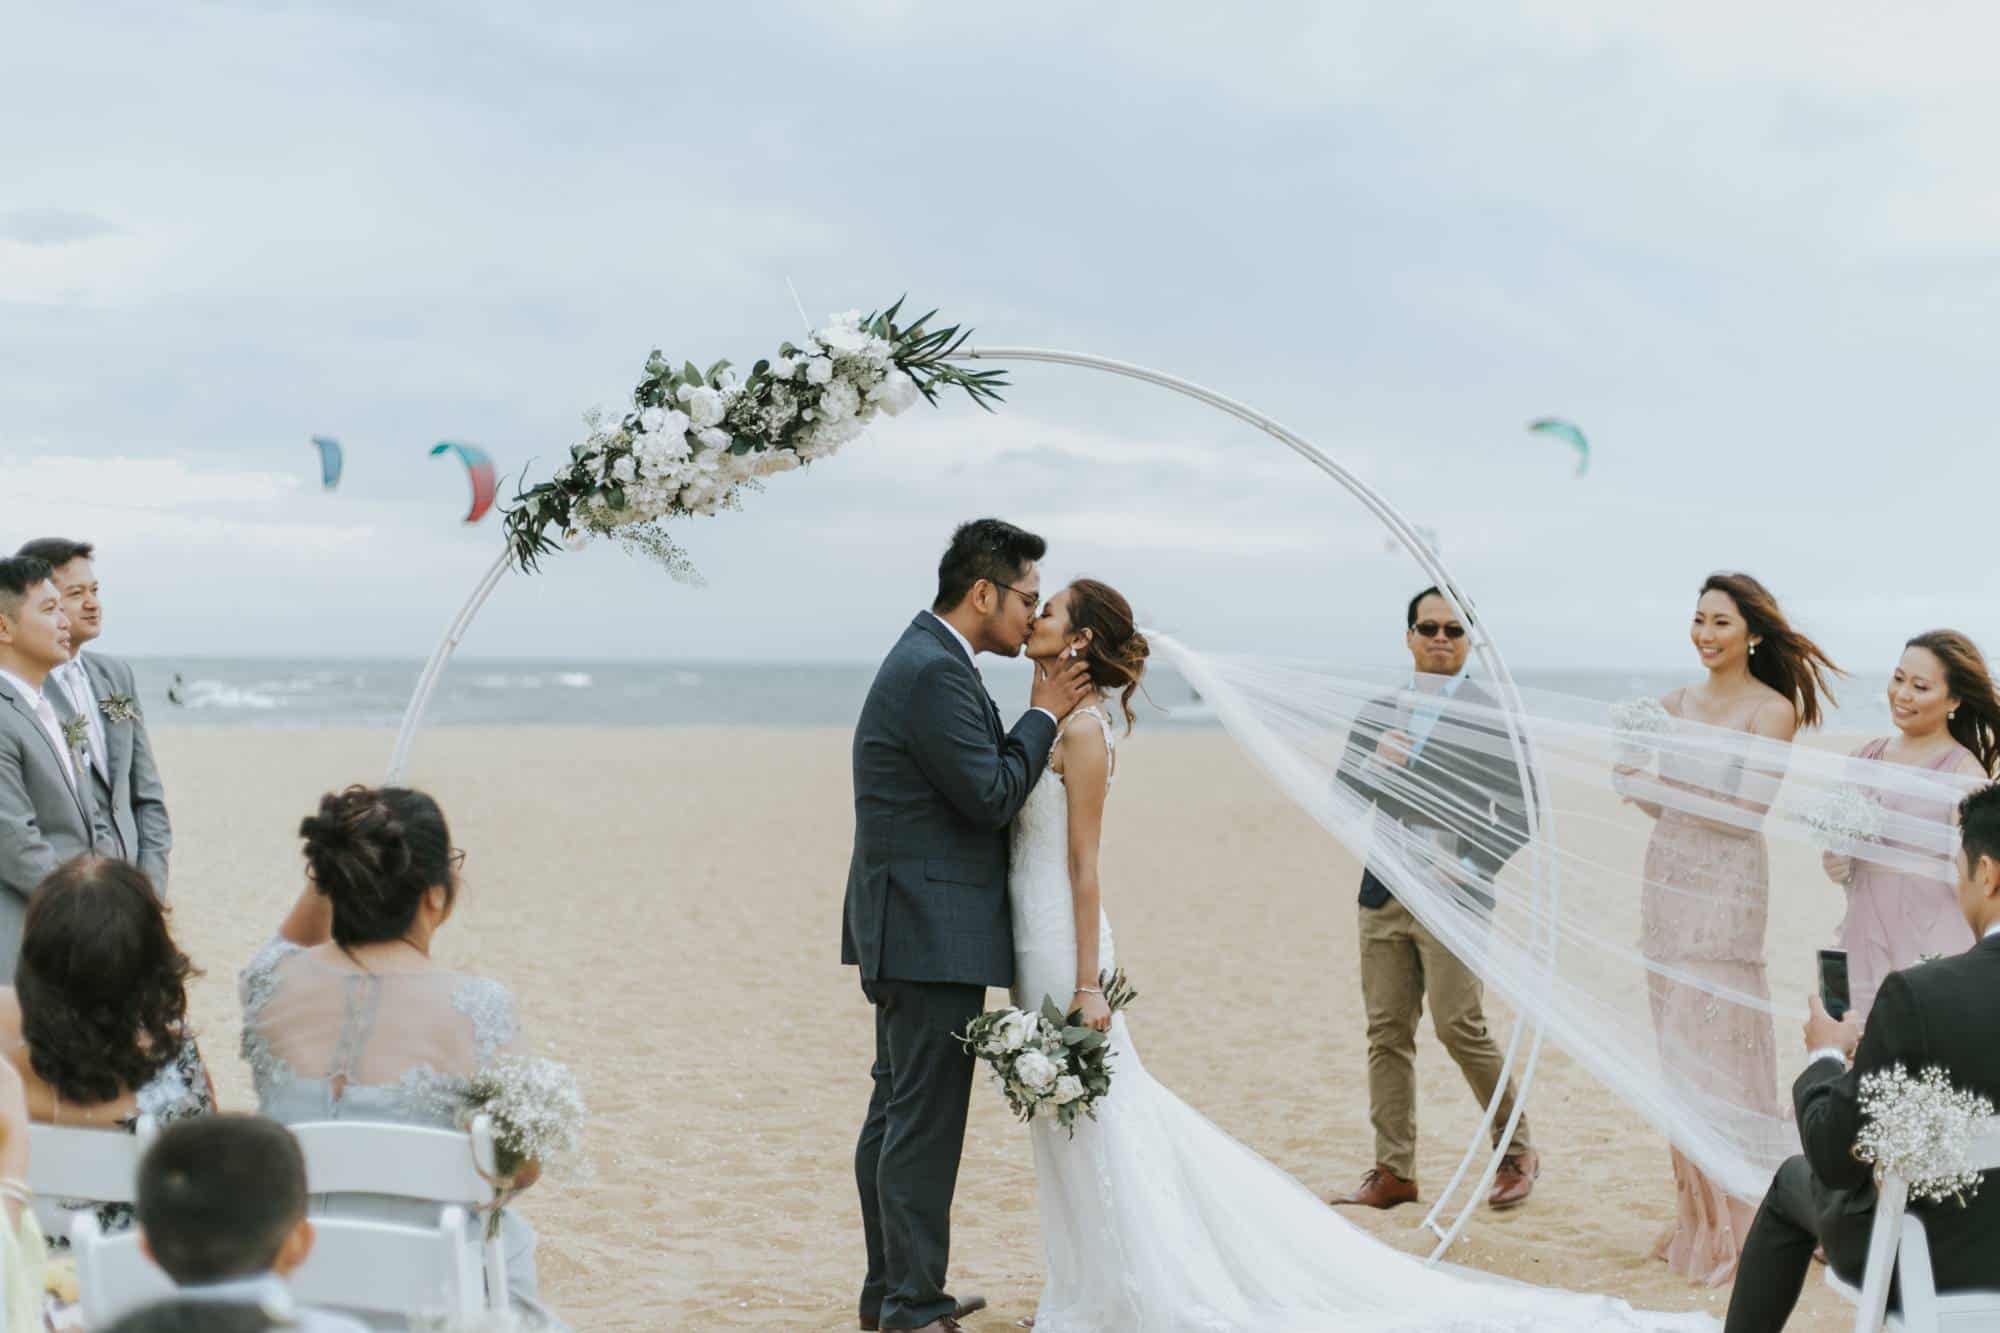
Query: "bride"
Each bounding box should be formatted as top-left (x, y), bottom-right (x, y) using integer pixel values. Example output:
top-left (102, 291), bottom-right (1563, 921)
top-left (1008, 578), bottom-right (1711, 1333)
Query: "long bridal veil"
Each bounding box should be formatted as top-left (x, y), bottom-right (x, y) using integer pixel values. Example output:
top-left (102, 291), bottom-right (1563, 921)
top-left (1152, 634), bottom-right (1975, 1204)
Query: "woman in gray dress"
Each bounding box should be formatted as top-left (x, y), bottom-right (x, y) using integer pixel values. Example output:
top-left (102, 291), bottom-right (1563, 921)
top-left (239, 785), bottom-right (559, 1324)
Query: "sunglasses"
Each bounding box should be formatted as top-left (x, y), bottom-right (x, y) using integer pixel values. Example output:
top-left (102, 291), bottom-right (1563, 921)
top-left (1411, 621), bottom-right (1467, 641)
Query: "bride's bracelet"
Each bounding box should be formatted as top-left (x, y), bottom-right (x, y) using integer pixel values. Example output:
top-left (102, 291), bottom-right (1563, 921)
top-left (1075, 986), bottom-right (1104, 996)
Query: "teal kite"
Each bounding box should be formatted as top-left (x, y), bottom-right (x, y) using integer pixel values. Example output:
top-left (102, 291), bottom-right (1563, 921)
top-left (1527, 418), bottom-right (1589, 477)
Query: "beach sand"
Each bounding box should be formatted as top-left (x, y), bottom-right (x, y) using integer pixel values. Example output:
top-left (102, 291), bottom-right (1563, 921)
top-left (153, 724), bottom-right (1852, 1330)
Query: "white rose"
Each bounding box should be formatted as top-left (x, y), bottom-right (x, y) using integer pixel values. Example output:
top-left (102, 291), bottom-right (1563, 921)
top-left (816, 320), bottom-right (872, 356)
top-left (804, 356), bottom-right (834, 386)
top-left (638, 406), bottom-right (667, 434)
top-left (696, 426), bottom-right (733, 451)
top-left (679, 385), bottom-right (726, 428)
top-left (611, 456), bottom-right (636, 483)
top-left (1051, 1075), bottom-right (1085, 1106)
top-left (754, 450), bottom-right (801, 477)
top-left (869, 369), bottom-right (921, 417)
top-left (997, 1010), bottom-right (1035, 1052)
top-left (562, 529), bottom-right (590, 553)
top-left (819, 377), bottom-right (861, 422)
top-left (1012, 1049), bottom-right (1059, 1095)
top-left (769, 355), bottom-right (796, 380)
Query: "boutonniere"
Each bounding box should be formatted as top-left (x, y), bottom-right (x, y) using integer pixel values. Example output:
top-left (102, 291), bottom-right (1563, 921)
top-left (59, 713), bottom-right (90, 759)
top-left (100, 693), bottom-right (139, 724)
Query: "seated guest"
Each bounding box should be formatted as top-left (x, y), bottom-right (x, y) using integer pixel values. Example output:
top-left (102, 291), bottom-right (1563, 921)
top-left (134, 1115), bottom-right (365, 1332)
top-left (0, 856), bottom-right (211, 1235)
top-left (242, 785), bottom-right (557, 1324)
top-left (0, 1056), bottom-right (44, 1331)
top-left (1724, 780), bottom-right (2000, 1332)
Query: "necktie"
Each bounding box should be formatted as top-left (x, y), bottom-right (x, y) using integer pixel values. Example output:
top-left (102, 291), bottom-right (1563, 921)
top-left (53, 665), bottom-right (105, 780)
top-left (33, 689), bottom-right (78, 788)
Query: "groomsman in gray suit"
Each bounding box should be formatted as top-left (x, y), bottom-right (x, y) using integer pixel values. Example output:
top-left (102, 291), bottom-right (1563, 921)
top-left (18, 538), bottom-right (171, 893)
top-left (0, 555), bottom-right (118, 979)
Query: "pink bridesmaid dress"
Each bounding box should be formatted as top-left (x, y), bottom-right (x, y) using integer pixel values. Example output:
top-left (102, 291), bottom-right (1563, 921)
top-left (1638, 690), bottom-right (1779, 1287)
top-left (1838, 738), bottom-right (1979, 1019)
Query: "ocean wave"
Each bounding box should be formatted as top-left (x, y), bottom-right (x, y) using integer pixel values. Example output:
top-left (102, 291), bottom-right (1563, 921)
top-left (469, 672), bottom-right (595, 690)
top-left (181, 680), bottom-right (282, 711)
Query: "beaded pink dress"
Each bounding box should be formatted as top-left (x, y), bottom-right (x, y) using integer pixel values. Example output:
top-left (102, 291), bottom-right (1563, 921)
top-left (1837, 738), bottom-right (1979, 1020)
top-left (1638, 690), bottom-right (1779, 1287)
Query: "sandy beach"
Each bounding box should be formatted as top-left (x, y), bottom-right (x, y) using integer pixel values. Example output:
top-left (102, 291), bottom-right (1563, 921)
top-left (153, 723), bottom-right (1853, 1331)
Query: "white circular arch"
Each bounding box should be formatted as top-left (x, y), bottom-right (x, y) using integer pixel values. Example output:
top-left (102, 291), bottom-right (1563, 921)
top-left (384, 344), bottom-right (1559, 1263)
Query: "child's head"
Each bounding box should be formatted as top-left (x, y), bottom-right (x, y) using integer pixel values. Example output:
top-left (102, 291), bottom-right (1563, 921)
top-left (136, 1115), bottom-right (312, 1284)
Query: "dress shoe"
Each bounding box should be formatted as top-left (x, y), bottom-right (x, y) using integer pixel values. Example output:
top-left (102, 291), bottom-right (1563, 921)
top-left (859, 1295), bottom-right (987, 1330)
top-left (1329, 1166), bottom-right (1418, 1209)
top-left (1487, 1149), bottom-right (1540, 1209)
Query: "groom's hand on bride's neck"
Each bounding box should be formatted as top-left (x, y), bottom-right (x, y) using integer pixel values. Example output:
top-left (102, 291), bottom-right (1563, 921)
top-left (1033, 657), bottom-right (1093, 720)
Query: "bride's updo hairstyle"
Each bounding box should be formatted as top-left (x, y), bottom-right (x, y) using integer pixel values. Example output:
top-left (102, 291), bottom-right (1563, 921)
top-left (1066, 578), bottom-right (1151, 729)
top-left (300, 785), bottom-right (457, 949)
top-left (1699, 571), bottom-right (1841, 730)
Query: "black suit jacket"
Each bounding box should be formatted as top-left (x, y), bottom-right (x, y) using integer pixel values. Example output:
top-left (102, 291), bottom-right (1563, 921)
top-left (841, 614), bottom-right (1059, 987)
top-left (1334, 677), bottom-right (1531, 912)
top-left (1794, 931), bottom-right (2000, 1292)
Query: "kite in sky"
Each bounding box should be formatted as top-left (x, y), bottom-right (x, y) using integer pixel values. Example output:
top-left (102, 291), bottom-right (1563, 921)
top-left (309, 435), bottom-right (343, 489)
top-left (1527, 418), bottom-right (1590, 477)
top-left (430, 440), bottom-right (498, 523)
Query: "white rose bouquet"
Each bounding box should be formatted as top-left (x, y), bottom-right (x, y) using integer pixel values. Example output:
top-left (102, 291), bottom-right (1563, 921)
top-left (959, 970), bottom-right (1139, 1137)
top-left (1791, 781), bottom-right (1889, 854)
top-left (1854, 1063), bottom-right (1997, 1205)
top-left (1610, 695), bottom-right (1674, 769)
top-left (502, 299), bottom-right (1004, 580)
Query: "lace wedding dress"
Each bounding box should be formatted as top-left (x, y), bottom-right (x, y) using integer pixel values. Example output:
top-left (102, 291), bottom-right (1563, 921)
top-left (1008, 704), bottom-right (1714, 1333)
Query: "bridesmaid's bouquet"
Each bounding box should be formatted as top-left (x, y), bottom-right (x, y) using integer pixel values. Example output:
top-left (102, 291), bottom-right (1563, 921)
top-left (960, 970), bottom-right (1139, 1137)
top-left (1610, 695), bottom-right (1674, 769)
top-left (1792, 782), bottom-right (1888, 853)
top-left (1854, 1063), bottom-right (1996, 1205)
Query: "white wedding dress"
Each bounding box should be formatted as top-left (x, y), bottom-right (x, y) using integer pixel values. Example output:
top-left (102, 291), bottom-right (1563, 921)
top-left (1007, 704), bottom-right (1715, 1333)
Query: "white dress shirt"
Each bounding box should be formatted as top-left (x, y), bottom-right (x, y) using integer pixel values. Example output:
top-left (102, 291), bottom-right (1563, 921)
top-left (0, 666), bottom-right (75, 787)
top-left (175, 1272), bottom-right (369, 1332)
top-left (53, 658), bottom-right (107, 781)
top-left (924, 610), bottom-right (1057, 726)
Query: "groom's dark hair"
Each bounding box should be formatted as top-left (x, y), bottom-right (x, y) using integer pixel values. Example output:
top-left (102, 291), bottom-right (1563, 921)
top-left (934, 519), bottom-right (1046, 613)
top-left (0, 556), bottom-right (54, 617)
top-left (1959, 783), bottom-right (2000, 874)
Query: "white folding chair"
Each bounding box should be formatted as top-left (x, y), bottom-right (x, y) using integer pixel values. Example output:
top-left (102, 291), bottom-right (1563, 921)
top-left (287, 1114), bottom-right (510, 1312)
top-left (71, 1206), bottom-right (481, 1326)
top-left (1830, 1117), bottom-right (2000, 1331)
top-left (24, 1116), bottom-right (157, 1241)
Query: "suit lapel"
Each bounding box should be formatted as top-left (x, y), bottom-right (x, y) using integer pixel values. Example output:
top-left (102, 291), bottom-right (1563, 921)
top-left (911, 613), bottom-right (1002, 741)
top-left (0, 681), bottom-right (91, 825)
top-left (80, 656), bottom-right (128, 786)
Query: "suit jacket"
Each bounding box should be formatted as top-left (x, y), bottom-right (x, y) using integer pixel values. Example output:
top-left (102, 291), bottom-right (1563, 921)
top-left (1334, 677), bottom-right (1531, 912)
top-left (841, 614), bottom-right (1059, 987)
top-left (77, 652), bottom-right (171, 893)
top-left (0, 672), bottom-right (119, 980)
top-left (1794, 932), bottom-right (2000, 1293)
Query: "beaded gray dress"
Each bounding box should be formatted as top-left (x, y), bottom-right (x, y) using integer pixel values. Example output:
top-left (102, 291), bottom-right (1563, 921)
top-left (239, 938), bottom-right (555, 1323)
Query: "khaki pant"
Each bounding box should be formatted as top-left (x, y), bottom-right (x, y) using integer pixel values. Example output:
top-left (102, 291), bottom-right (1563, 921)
top-left (1358, 897), bottom-right (1529, 1180)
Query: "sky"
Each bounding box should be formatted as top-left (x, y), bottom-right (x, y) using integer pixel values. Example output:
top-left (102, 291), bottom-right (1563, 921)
top-left (5, 2), bottom-right (1998, 670)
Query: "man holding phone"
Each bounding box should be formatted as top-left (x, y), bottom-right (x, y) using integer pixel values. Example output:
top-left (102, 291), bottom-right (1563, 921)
top-left (1724, 782), bottom-right (2000, 1332)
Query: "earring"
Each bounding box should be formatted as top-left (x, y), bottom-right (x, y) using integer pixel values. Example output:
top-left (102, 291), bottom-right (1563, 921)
top-left (1750, 643), bottom-right (1758, 656)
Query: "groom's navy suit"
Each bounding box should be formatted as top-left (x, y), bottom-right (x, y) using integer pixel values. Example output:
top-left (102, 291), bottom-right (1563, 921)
top-left (844, 612), bottom-right (1058, 1330)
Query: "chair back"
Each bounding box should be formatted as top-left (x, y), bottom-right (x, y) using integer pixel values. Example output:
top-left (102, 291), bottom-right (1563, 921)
top-left (25, 1116), bottom-right (156, 1242)
top-left (72, 1207), bottom-right (481, 1325)
top-left (1849, 1116), bottom-right (2000, 1333)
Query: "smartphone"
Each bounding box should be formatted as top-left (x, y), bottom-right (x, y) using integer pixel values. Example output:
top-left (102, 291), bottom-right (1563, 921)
top-left (1818, 948), bottom-right (1851, 1021)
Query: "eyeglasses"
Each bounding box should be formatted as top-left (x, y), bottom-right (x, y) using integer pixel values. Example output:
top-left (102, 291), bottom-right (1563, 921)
top-left (1411, 621), bottom-right (1467, 640)
top-left (993, 580), bottom-right (1040, 614)
top-left (449, 848), bottom-right (468, 872)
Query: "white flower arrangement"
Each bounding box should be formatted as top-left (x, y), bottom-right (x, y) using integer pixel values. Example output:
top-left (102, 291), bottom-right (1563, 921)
top-left (1792, 782), bottom-right (1889, 853)
top-left (442, 1055), bottom-right (587, 1240)
top-left (1610, 695), bottom-right (1674, 768)
top-left (1854, 1063), bottom-right (1996, 1205)
top-left (502, 300), bottom-right (1003, 579)
top-left (960, 971), bottom-right (1139, 1137)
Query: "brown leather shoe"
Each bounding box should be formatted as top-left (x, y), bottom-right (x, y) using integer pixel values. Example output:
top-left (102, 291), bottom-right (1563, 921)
top-left (1329, 1166), bottom-right (1418, 1209)
top-left (1487, 1149), bottom-right (1539, 1209)
top-left (860, 1295), bottom-right (988, 1330)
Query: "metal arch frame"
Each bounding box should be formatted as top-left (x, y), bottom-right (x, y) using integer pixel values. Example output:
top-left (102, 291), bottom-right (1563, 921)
top-left (383, 342), bottom-right (1558, 1264)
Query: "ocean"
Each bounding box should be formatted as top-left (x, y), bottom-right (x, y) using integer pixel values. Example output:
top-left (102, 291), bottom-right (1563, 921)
top-left (125, 657), bottom-right (1902, 732)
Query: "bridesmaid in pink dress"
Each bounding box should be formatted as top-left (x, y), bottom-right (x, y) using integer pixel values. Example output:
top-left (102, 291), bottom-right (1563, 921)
top-left (1821, 631), bottom-right (1996, 1018)
top-left (1618, 572), bottom-right (1840, 1287)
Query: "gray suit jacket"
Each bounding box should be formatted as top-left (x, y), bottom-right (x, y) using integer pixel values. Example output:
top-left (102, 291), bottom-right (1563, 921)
top-left (78, 652), bottom-right (171, 893)
top-left (0, 673), bottom-right (118, 980)
top-left (841, 614), bottom-right (1060, 987)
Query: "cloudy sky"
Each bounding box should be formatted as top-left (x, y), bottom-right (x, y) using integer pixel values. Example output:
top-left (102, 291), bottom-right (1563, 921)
top-left (5, 2), bottom-right (1997, 670)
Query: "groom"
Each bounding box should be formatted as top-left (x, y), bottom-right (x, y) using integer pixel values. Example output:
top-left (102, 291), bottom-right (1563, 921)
top-left (843, 518), bottom-right (1091, 1333)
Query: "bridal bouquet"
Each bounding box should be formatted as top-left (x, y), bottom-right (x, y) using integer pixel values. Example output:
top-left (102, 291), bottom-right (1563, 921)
top-left (501, 299), bottom-right (1005, 579)
top-left (444, 1056), bottom-right (587, 1238)
top-left (960, 970), bottom-right (1139, 1137)
top-left (1792, 782), bottom-right (1888, 853)
top-left (1854, 1063), bottom-right (1997, 1205)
